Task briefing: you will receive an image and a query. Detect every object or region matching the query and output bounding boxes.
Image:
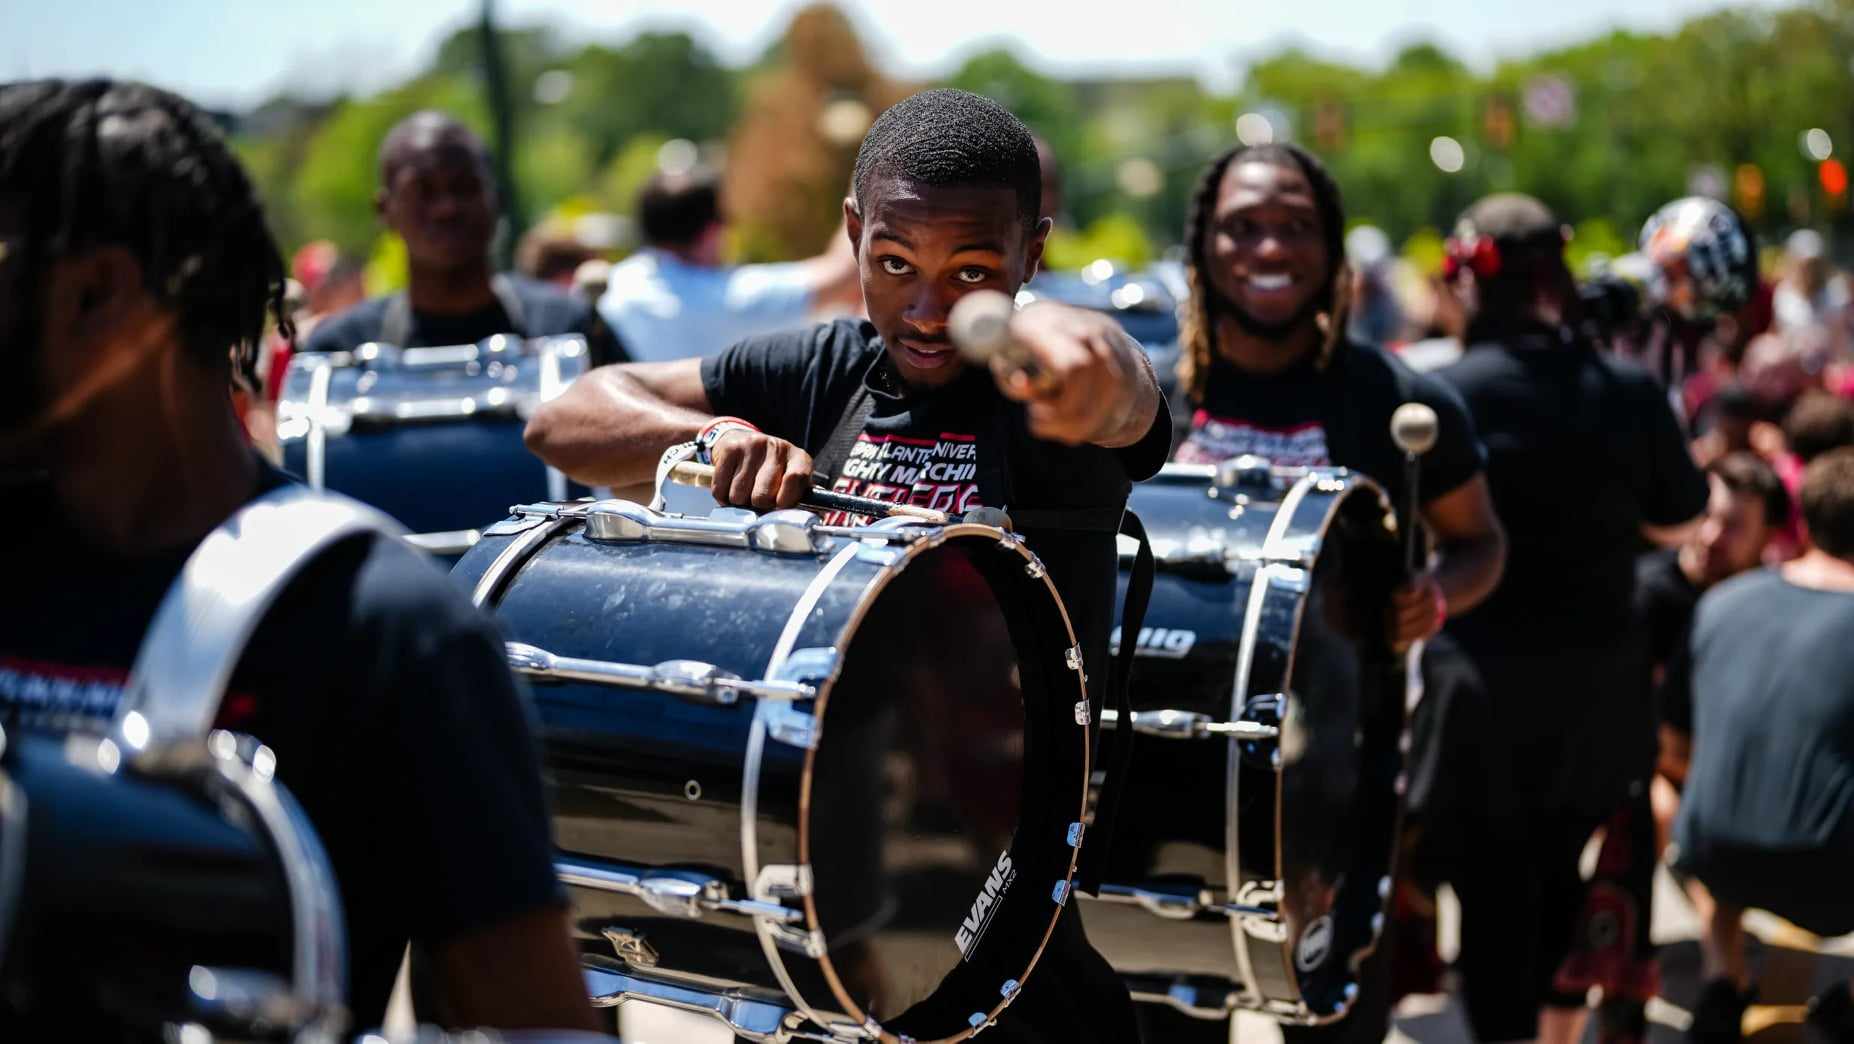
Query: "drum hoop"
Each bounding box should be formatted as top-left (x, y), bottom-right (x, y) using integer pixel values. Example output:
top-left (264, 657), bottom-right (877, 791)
top-left (1227, 468), bottom-right (1395, 1020)
top-left (1223, 484), bottom-right (1303, 1004)
top-left (741, 538), bottom-right (866, 1036)
top-left (112, 484), bottom-right (393, 1035)
top-left (304, 357), bottom-right (335, 490)
top-left (748, 523), bottom-right (1091, 1042)
top-left (536, 340), bottom-right (573, 502)
top-left (0, 770), bottom-right (23, 972)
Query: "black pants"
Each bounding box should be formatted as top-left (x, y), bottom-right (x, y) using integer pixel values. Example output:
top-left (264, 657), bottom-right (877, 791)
top-left (988, 905), bottom-right (1140, 1043)
top-left (1437, 640), bottom-right (1650, 1042)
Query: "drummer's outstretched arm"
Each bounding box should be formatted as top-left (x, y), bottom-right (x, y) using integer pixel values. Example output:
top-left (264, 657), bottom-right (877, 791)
top-left (524, 359), bottom-right (713, 487)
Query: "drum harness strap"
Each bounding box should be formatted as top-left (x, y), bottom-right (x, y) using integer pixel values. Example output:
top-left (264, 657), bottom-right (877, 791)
top-left (809, 366), bottom-right (1157, 895)
top-left (378, 273), bottom-right (529, 347)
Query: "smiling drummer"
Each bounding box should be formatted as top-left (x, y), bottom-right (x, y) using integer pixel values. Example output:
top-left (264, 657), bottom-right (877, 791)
top-left (526, 87), bottom-right (1169, 1042)
top-left (1159, 141), bottom-right (1507, 1043)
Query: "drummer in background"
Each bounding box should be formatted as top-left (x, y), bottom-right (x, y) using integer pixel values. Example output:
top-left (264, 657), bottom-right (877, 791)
top-left (301, 110), bottom-right (625, 365)
top-left (526, 87), bottom-right (1169, 1042)
top-left (1164, 140), bottom-right (1506, 1044)
top-left (1433, 194), bottom-right (1708, 1044)
top-left (0, 79), bottom-right (596, 1035)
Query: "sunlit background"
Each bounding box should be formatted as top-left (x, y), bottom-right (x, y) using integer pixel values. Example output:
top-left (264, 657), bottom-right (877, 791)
top-left (7, 0), bottom-right (1847, 296)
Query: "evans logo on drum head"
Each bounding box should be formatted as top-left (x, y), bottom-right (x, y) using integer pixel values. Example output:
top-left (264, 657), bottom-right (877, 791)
top-left (955, 851), bottom-right (1016, 960)
top-left (1295, 914), bottom-right (1334, 972)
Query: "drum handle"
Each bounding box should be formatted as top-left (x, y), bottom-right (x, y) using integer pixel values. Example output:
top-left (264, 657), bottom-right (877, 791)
top-left (504, 642), bottom-right (815, 706)
top-left (1097, 707), bottom-right (1279, 741)
top-left (667, 460), bottom-right (949, 524)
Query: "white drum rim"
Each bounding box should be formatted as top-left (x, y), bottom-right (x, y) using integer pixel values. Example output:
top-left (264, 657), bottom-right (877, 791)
top-left (1226, 467), bottom-right (1395, 1022)
top-left (747, 522), bottom-right (1091, 1043)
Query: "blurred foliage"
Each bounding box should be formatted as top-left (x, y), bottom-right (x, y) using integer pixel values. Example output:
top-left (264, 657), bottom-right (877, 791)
top-left (725, 4), bottom-right (911, 262)
top-left (235, 0), bottom-right (1854, 276)
top-left (1045, 214), bottom-right (1156, 271)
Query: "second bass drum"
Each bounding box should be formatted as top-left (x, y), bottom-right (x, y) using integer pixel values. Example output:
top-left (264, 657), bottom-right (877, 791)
top-left (1085, 460), bottom-right (1406, 1025)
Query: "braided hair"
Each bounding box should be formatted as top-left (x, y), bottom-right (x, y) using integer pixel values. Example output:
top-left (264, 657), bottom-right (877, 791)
top-left (1176, 142), bottom-right (1351, 403)
top-left (0, 79), bottom-right (289, 392)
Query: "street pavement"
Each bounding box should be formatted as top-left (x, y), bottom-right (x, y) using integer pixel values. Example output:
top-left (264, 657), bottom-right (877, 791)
top-left (605, 865), bottom-right (1854, 1043)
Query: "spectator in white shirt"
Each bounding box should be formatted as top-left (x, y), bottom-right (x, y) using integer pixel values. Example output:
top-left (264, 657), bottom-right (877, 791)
top-left (600, 167), bottom-right (860, 361)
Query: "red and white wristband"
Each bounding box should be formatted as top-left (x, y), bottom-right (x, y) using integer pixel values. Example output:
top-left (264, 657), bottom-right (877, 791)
top-left (695, 416), bottom-right (759, 464)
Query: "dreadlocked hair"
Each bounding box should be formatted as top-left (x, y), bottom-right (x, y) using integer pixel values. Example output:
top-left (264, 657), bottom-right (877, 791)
top-left (1176, 141), bottom-right (1351, 404)
top-left (0, 79), bottom-right (290, 391)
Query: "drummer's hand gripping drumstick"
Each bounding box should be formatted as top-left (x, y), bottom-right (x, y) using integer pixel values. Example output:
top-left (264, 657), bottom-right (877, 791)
top-left (1389, 402), bottom-right (1440, 578)
top-left (948, 289), bottom-right (1057, 395)
top-left (667, 459), bottom-right (950, 524)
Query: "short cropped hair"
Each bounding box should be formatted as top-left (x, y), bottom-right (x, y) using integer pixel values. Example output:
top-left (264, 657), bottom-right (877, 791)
top-left (1709, 451), bottom-right (1790, 530)
top-left (852, 88), bottom-right (1040, 231)
top-left (637, 168), bottom-right (722, 248)
top-left (1784, 390), bottom-right (1854, 464)
top-left (1801, 447), bottom-right (1854, 559)
top-left (378, 110), bottom-right (489, 188)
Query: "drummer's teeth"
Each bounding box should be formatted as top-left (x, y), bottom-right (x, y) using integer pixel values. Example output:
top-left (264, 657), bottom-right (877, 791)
top-left (1250, 273), bottom-right (1293, 291)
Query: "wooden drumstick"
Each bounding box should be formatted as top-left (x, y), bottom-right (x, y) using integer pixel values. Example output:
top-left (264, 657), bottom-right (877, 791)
top-left (667, 460), bottom-right (950, 524)
top-left (949, 289), bottom-right (1056, 394)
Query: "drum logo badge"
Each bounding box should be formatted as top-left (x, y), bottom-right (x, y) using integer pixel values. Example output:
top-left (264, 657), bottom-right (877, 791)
top-left (955, 850), bottom-right (1017, 960)
top-left (1295, 914), bottom-right (1334, 973)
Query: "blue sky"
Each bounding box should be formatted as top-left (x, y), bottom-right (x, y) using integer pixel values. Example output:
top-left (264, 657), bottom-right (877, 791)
top-left (6, 0), bottom-right (1787, 109)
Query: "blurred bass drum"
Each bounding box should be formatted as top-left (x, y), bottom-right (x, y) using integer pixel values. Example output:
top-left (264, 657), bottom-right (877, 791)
top-left (278, 334), bottom-right (589, 557)
top-left (1083, 461), bottom-right (1405, 1025)
top-left (453, 499), bottom-right (1093, 1043)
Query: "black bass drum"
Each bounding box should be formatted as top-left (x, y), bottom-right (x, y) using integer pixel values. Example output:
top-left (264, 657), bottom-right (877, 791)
top-left (1083, 460), bottom-right (1405, 1025)
top-left (453, 500), bottom-right (1093, 1043)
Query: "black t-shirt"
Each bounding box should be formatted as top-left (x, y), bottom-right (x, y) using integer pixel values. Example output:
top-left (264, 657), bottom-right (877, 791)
top-left (303, 274), bottom-right (621, 364)
top-left (1438, 338), bottom-right (1707, 651)
top-left (0, 467), bottom-right (564, 1027)
top-left (701, 319), bottom-right (1172, 701)
top-left (1635, 548), bottom-right (1703, 732)
top-left (1675, 569), bottom-right (1854, 856)
top-left (1176, 341), bottom-right (1486, 522)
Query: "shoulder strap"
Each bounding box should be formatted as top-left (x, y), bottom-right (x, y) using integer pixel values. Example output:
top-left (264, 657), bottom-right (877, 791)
top-left (117, 486), bottom-right (407, 750)
top-left (1076, 508), bottom-right (1155, 894)
top-left (489, 273), bottom-right (529, 338)
top-left (380, 292), bottom-right (413, 348)
top-left (380, 277), bottom-right (529, 348)
top-left (810, 382), bottom-right (876, 485)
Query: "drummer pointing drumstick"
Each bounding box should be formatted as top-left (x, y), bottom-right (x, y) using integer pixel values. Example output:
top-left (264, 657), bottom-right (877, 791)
top-left (527, 88), bottom-right (1169, 1043)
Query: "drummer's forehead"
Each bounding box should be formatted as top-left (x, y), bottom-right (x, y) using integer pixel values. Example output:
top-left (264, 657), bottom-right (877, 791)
top-left (859, 179), bottom-right (1024, 253)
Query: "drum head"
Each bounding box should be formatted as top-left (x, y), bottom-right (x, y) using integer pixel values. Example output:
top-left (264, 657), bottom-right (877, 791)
top-left (1271, 486), bottom-right (1402, 1014)
top-left (801, 535), bottom-right (1085, 1041)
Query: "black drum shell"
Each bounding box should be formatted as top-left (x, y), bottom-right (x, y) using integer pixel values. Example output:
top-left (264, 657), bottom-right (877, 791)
top-left (1088, 467), bottom-right (1403, 1021)
top-left (282, 418), bottom-right (563, 538)
top-left (0, 731), bottom-right (289, 1034)
top-left (452, 512), bottom-right (1091, 1040)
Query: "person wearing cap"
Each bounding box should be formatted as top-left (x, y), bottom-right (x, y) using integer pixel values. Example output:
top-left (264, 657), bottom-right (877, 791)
top-left (1635, 196), bottom-right (1764, 406)
top-left (1433, 194), bottom-right (1709, 1044)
